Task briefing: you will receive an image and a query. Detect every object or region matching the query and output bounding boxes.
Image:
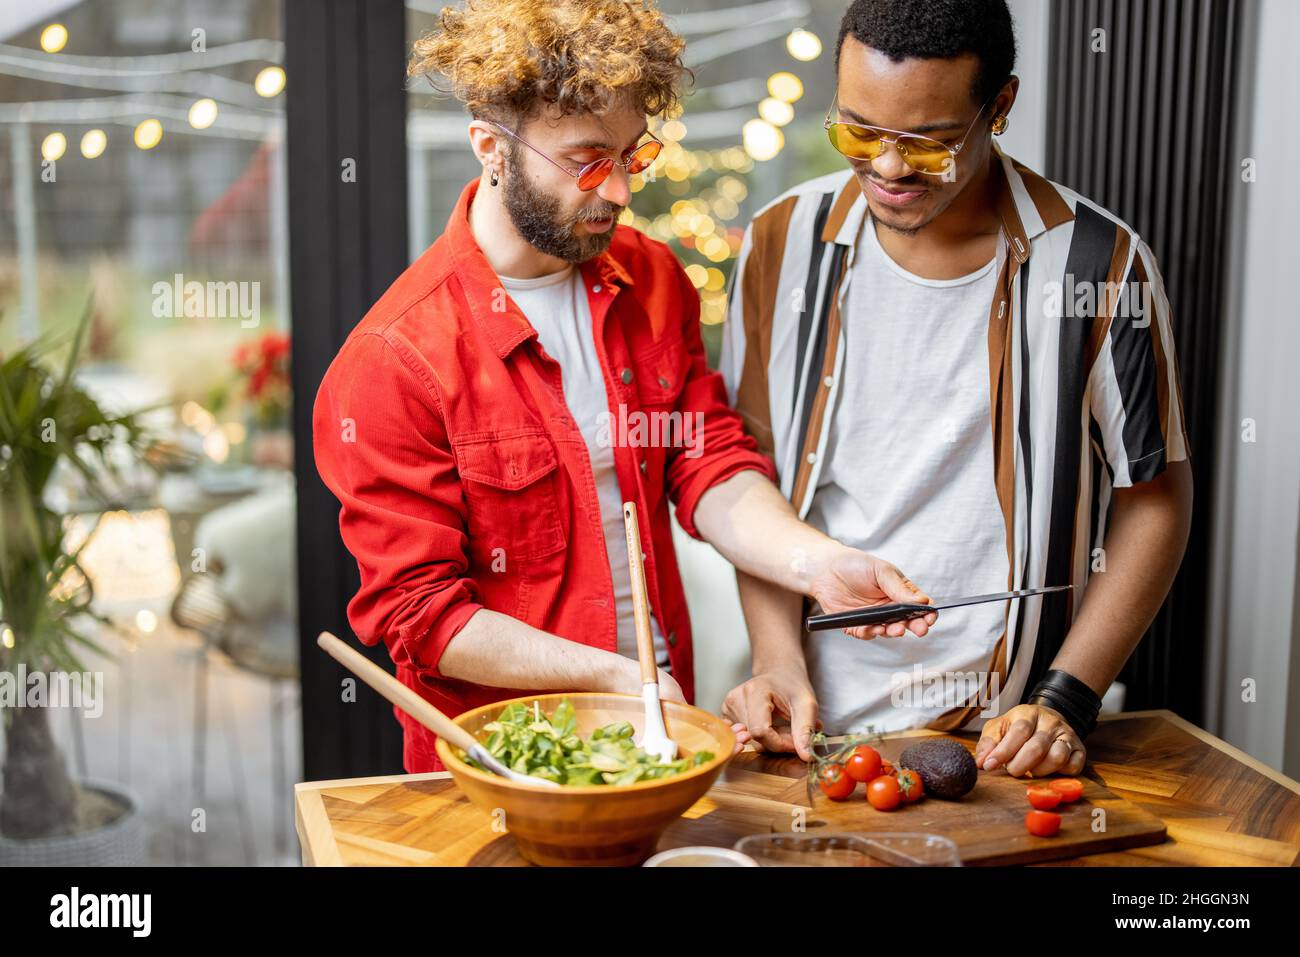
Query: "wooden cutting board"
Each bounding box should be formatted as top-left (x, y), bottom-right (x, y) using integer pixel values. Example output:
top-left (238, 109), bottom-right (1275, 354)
top-left (297, 774), bottom-right (804, 866)
top-left (297, 712), bottom-right (1300, 866)
top-left (799, 737), bottom-right (1168, 866)
top-left (296, 737), bottom-right (1166, 866)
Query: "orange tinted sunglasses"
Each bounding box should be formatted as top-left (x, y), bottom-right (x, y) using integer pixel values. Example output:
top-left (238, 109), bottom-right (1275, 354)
top-left (492, 122), bottom-right (663, 191)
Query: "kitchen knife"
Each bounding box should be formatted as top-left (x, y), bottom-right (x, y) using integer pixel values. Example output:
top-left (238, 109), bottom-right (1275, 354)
top-left (805, 585), bottom-right (1073, 632)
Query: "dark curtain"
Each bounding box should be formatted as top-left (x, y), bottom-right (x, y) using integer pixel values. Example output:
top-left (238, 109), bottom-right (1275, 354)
top-left (287, 0), bottom-right (409, 779)
top-left (1043, 0), bottom-right (1243, 721)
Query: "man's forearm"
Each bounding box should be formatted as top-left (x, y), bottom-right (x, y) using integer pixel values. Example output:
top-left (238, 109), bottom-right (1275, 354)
top-left (1050, 460), bottom-right (1193, 695)
top-left (694, 470), bottom-right (843, 596)
top-left (736, 568), bottom-right (809, 675)
top-left (438, 608), bottom-right (639, 693)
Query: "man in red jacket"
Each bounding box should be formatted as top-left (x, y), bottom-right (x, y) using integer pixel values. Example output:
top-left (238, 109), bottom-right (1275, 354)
top-left (312, 0), bottom-right (935, 772)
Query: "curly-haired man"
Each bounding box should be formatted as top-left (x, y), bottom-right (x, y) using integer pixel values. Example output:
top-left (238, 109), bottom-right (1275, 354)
top-left (313, 0), bottom-right (934, 772)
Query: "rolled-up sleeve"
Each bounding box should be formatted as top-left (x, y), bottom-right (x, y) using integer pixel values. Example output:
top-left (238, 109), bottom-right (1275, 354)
top-left (312, 331), bottom-right (482, 678)
top-left (665, 252), bottom-right (778, 539)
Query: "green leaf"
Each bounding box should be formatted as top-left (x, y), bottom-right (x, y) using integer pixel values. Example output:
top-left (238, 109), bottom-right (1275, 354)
top-left (467, 699), bottom-right (709, 787)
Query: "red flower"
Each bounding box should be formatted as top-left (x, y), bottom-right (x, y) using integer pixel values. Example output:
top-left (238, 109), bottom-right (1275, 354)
top-left (231, 332), bottom-right (292, 415)
top-left (260, 333), bottom-right (290, 362)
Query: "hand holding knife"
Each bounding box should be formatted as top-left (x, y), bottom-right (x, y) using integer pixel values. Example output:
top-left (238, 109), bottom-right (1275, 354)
top-left (805, 585), bottom-right (1073, 632)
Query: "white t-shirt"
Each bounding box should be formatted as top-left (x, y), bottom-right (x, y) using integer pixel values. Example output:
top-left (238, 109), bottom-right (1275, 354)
top-left (499, 265), bottom-right (670, 671)
top-left (803, 218), bottom-right (1007, 733)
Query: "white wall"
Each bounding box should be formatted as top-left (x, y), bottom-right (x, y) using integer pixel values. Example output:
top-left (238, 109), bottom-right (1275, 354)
top-left (1207, 0), bottom-right (1300, 776)
top-left (1003, 0), bottom-right (1051, 171)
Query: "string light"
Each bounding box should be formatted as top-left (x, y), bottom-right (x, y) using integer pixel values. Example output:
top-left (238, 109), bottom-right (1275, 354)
top-left (659, 118), bottom-right (687, 142)
top-left (742, 118), bottom-right (783, 161)
top-left (41, 132), bottom-right (67, 161)
top-left (254, 65), bottom-right (286, 98)
top-left (203, 428), bottom-right (230, 463)
top-left (786, 28), bottom-right (822, 61)
top-left (133, 118), bottom-right (163, 150)
top-left (188, 98), bottom-right (218, 129)
top-left (767, 71), bottom-right (804, 103)
top-left (758, 97), bottom-right (795, 127)
top-left (40, 24), bottom-right (68, 53)
top-left (80, 128), bottom-right (107, 159)
top-left (181, 400), bottom-right (216, 435)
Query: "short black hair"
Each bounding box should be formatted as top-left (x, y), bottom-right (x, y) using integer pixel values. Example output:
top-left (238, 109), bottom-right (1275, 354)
top-left (835, 0), bottom-right (1017, 104)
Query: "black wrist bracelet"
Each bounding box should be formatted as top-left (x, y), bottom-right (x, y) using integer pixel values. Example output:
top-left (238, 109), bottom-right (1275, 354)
top-left (1028, 669), bottom-right (1103, 739)
top-left (1028, 688), bottom-right (1092, 738)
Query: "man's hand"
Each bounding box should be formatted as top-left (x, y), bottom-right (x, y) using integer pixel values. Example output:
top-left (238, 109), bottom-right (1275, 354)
top-left (975, 703), bottom-right (1086, 777)
top-left (729, 722), bottom-right (752, 756)
top-left (622, 666), bottom-right (686, 704)
top-left (721, 663), bottom-right (821, 761)
top-left (808, 547), bottom-right (938, 640)
top-left (610, 661), bottom-right (751, 755)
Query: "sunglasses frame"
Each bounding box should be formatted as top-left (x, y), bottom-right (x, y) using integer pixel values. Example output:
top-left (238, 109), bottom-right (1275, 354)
top-left (490, 121), bottom-right (664, 191)
top-left (823, 92), bottom-right (997, 175)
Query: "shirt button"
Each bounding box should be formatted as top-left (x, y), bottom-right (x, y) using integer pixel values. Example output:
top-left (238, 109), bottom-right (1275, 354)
top-left (640, 459), bottom-right (647, 473)
top-left (621, 368), bottom-right (634, 384)
top-left (667, 630), bottom-right (677, 648)
top-left (806, 451), bottom-right (818, 464)
top-left (657, 375), bottom-right (670, 389)
top-left (823, 375), bottom-right (834, 388)
top-left (592, 284), bottom-right (603, 293)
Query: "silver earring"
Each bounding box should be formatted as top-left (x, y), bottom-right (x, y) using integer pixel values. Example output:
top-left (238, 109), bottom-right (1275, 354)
top-left (490, 170), bottom-right (499, 186)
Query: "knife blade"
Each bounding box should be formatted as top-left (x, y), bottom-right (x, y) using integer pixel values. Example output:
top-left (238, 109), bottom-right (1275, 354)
top-left (805, 585), bottom-right (1073, 632)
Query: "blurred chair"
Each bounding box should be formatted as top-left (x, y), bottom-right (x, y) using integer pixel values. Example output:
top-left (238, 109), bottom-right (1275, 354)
top-left (169, 474), bottom-right (298, 864)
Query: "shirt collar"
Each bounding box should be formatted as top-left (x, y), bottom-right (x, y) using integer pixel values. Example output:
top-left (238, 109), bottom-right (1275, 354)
top-left (442, 177), bottom-right (636, 359)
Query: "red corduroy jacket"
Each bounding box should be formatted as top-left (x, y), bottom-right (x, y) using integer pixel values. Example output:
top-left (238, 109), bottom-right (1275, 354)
top-left (312, 178), bottom-right (776, 771)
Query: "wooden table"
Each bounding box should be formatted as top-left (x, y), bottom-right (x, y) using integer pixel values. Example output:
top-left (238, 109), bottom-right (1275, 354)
top-left (294, 709), bottom-right (1300, 866)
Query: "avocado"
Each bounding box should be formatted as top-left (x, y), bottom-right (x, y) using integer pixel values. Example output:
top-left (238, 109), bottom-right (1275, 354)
top-left (899, 739), bottom-right (978, 800)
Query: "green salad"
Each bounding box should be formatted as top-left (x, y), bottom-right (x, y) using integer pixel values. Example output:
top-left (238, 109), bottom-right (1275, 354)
top-left (462, 699), bottom-right (715, 786)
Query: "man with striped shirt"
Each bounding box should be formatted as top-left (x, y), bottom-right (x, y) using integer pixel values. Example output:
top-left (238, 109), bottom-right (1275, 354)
top-left (719, 0), bottom-right (1193, 777)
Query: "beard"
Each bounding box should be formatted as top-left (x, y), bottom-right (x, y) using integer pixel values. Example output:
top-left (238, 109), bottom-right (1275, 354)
top-left (859, 173), bottom-right (933, 237)
top-left (501, 155), bottom-right (623, 263)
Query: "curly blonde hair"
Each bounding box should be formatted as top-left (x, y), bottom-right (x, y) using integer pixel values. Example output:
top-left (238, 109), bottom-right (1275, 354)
top-left (408, 0), bottom-right (691, 123)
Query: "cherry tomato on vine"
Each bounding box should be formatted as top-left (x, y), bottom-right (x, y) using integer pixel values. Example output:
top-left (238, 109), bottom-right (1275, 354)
top-left (818, 763), bottom-right (856, 801)
top-left (845, 745), bottom-right (882, 783)
top-left (866, 774), bottom-right (902, 811)
top-left (896, 768), bottom-right (925, 803)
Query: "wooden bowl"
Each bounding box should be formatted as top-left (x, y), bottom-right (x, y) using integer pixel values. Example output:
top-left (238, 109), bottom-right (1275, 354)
top-left (436, 692), bottom-right (735, 866)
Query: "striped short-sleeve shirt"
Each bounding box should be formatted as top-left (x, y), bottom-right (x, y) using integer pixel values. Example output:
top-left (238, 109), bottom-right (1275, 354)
top-left (719, 148), bottom-right (1190, 730)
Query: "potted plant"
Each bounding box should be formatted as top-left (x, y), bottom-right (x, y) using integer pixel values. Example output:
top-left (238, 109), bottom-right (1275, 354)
top-left (0, 306), bottom-right (158, 864)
